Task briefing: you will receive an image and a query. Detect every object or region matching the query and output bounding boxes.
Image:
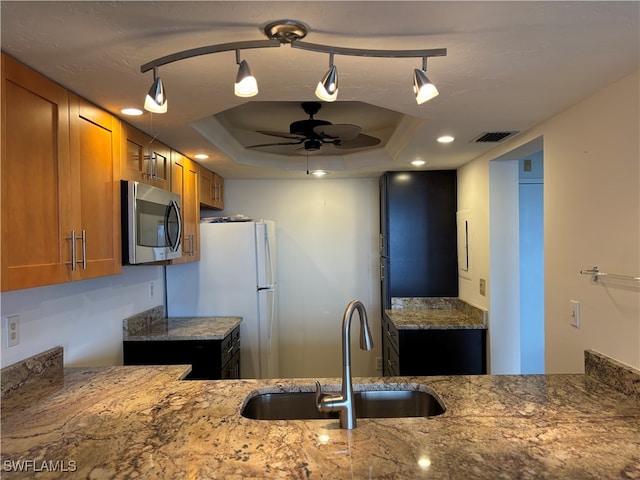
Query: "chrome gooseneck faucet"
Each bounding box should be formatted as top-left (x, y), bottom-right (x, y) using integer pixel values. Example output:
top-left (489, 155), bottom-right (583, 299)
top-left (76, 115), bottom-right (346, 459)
top-left (315, 300), bottom-right (374, 429)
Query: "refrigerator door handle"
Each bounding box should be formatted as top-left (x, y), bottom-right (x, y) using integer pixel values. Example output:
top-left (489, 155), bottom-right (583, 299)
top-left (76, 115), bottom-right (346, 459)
top-left (264, 226), bottom-right (275, 286)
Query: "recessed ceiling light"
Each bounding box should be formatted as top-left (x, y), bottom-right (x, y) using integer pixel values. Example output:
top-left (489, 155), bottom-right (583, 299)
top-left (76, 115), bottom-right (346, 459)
top-left (121, 107), bottom-right (143, 116)
top-left (194, 154), bottom-right (209, 160)
top-left (437, 135), bottom-right (454, 143)
top-left (411, 159), bottom-right (426, 166)
top-left (311, 170), bottom-right (328, 177)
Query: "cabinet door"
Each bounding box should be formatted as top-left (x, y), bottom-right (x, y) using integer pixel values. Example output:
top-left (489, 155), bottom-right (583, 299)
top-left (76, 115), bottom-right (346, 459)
top-left (171, 152), bottom-right (200, 263)
top-left (69, 95), bottom-right (121, 280)
top-left (384, 170), bottom-right (458, 299)
top-left (199, 166), bottom-right (224, 210)
top-left (199, 166), bottom-right (214, 206)
top-left (121, 122), bottom-right (170, 190)
top-left (1, 54), bottom-right (73, 291)
top-left (211, 173), bottom-right (224, 210)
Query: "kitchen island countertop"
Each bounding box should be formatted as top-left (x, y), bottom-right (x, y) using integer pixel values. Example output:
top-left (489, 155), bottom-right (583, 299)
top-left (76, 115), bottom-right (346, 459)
top-left (1, 351), bottom-right (639, 479)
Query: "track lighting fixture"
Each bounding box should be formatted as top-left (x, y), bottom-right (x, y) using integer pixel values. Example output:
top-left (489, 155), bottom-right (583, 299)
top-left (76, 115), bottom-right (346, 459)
top-left (413, 57), bottom-right (439, 105)
top-left (315, 53), bottom-right (338, 102)
top-left (140, 20), bottom-right (446, 113)
top-left (144, 66), bottom-right (167, 113)
top-left (234, 50), bottom-right (258, 97)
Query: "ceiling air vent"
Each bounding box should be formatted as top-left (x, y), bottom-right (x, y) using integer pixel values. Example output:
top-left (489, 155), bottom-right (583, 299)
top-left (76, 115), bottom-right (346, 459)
top-left (471, 131), bottom-right (519, 143)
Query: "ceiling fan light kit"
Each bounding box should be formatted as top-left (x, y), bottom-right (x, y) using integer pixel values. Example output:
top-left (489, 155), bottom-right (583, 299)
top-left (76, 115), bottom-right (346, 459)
top-left (141, 19), bottom-right (446, 112)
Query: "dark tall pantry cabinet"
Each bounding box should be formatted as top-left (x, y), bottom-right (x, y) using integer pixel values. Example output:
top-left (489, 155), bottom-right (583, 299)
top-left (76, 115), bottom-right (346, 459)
top-left (380, 170), bottom-right (458, 308)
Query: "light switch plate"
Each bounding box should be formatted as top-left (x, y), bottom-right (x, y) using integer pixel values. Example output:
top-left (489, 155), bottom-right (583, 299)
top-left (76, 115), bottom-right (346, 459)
top-left (569, 300), bottom-right (580, 328)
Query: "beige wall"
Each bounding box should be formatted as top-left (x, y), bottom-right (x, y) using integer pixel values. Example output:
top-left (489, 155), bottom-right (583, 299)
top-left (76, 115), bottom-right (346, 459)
top-left (215, 178), bottom-right (381, 378)
top-left (457, 70), bottom-right (640, 372)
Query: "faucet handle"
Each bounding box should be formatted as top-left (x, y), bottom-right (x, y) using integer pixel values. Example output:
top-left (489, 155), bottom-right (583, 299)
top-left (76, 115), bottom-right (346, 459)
top-left (314, 381), bottom-right (324, 410)
top-left (315, 381), bottom-right (335, 412)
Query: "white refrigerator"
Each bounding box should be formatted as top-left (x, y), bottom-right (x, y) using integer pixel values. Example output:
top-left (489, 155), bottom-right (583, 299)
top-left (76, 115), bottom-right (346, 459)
top-left (165, 220), bottom-right (278, 379)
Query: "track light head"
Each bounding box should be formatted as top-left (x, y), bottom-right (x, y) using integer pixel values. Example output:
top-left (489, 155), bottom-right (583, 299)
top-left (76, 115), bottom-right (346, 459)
top-left (315, 54), bottom-right (338, 102)
top-left (144, 67), bottom-right (167, 113)
top-left (234, 59), bottom-right (258, 97)
top-left (413, 68), bottom-right (438, 105)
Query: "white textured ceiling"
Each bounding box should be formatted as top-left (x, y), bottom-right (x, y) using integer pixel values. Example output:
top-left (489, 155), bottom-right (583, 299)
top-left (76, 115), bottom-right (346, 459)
top-left (1, 1), bottom-right (638, 178)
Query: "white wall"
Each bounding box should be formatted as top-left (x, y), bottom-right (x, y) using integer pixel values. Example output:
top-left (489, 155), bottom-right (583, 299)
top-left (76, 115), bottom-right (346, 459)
top-left (0, 266), bottom-right (165, 368)
top-left (458, 69), bottom-right (640, 372)
top-left (489, 160), bottom-right (521, 374)
top-left (214, 178), bottom-right (381, 378)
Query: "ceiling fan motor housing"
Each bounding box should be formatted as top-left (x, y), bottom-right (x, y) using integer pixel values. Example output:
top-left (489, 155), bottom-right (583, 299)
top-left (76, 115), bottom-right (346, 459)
top-left (290, 118), bottom-right (331, 137)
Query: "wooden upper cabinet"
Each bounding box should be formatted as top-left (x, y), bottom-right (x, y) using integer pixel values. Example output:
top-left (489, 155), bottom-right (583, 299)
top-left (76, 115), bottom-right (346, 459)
top-left (121, 122), bottom-right (170, 190)
top-left (1, 54), bottom-right (121, 291)
top-left (171, 151), bottom-right (200, 264)
top-left (68, 94), bottom-right (122, 280)
top-left (199, 165), bottom-right (224, 210)
top-left (1, 54), bottom-right (74, 290)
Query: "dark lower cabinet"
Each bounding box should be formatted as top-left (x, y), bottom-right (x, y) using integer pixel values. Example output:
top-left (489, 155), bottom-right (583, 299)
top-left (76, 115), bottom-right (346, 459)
top-left (382, 314), bottom-right (486, 376)
top-left (123, 326), bottom-right (240, 380)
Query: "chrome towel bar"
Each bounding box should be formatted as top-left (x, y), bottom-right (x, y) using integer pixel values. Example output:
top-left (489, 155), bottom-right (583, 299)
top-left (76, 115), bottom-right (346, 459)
top-left (580, 266), bottom-right (640, 283)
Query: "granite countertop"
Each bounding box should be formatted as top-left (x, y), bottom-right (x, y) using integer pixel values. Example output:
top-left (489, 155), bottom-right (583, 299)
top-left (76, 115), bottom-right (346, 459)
top-left (385, 309), bottom-right (487, 330)
top-left (386, 297), bottom-right (488, 330)
top-left (1, 350), bottom-right (639, 479)
top-left (123, 315), bottom-right (242, 341)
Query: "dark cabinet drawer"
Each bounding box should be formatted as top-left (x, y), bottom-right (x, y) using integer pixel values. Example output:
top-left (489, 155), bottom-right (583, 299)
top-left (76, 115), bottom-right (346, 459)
top-left (221, 327), bottom-right (240, 367)
top-left (383, 336), bottom-right (399, 376)
top-left (382, 314), bottom-right (399, 353)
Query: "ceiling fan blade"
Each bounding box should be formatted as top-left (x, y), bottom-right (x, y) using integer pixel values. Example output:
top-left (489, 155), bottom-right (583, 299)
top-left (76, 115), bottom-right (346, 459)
top-left (247, 139), bottom-right (305, 148)
top-left (256, 130), bottom-right (306, 140)
top-left (335, 134), bottom-right (381, 149)
top-left (314, 124), bottom-right (361, 141)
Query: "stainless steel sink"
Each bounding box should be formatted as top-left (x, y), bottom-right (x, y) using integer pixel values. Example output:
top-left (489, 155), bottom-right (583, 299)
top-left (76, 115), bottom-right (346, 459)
top-left (241, 388), bottom-right (445, 420)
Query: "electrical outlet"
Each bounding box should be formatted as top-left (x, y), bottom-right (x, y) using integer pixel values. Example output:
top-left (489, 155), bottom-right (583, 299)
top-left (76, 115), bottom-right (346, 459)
top-left (5, 315), bottom-right (20, 347)
top-left (376, 357), bottom-right (383, 370)
top-left (149, 282), bottom-right (154, 299)
top-left (479, 278), bottom-right (486, 296)
top-left (570, 300), bottom-right (580, 328)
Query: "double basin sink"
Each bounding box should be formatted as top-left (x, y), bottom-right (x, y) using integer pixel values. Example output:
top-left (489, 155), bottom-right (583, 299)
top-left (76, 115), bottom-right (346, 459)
top-left (242, 385), bottom-right (445, 420)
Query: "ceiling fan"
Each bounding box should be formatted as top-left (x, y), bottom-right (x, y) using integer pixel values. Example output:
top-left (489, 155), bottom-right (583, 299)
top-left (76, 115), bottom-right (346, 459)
top-left (247, 102), bottom-right (381, 152)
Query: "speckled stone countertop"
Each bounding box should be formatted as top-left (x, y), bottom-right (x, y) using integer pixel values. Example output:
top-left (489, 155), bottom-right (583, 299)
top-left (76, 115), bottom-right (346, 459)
top-left (122, 306), bottom-right (242, 341)
top-left (1, 351), bottom-right (639, 479)
top-left (386, 297), bottom-right (488, 330)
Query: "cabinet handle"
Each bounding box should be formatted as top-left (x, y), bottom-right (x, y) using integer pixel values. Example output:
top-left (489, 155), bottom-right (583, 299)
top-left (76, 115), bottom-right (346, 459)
top-left (143, 153), bottom-right (152, 178)
top-left (79, 230), bottom-right (87, 270)
top-left (387, 359), bottom-right (397, 367)
top-left (386, 330), bottom-right (396, 338)
top-left (65, 230), bottom-right (77, 271)
top-left (188, 234), bottom-right (195, 256)
top-left (153, 154), bottom-right (159, 180)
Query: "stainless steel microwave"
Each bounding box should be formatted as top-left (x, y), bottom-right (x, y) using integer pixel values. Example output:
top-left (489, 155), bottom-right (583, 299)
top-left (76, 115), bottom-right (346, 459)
top-left (121, 180), bottom-right (182, 264)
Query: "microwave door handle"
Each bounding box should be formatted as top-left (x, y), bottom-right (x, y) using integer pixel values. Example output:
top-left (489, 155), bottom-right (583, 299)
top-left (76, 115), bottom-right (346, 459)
top-left (165, 200), bottom-right (182, 252)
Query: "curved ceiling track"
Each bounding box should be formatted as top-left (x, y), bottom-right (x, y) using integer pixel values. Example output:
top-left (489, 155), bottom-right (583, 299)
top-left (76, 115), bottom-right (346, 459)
top-left (139, 20), bottom-right (447, 108)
